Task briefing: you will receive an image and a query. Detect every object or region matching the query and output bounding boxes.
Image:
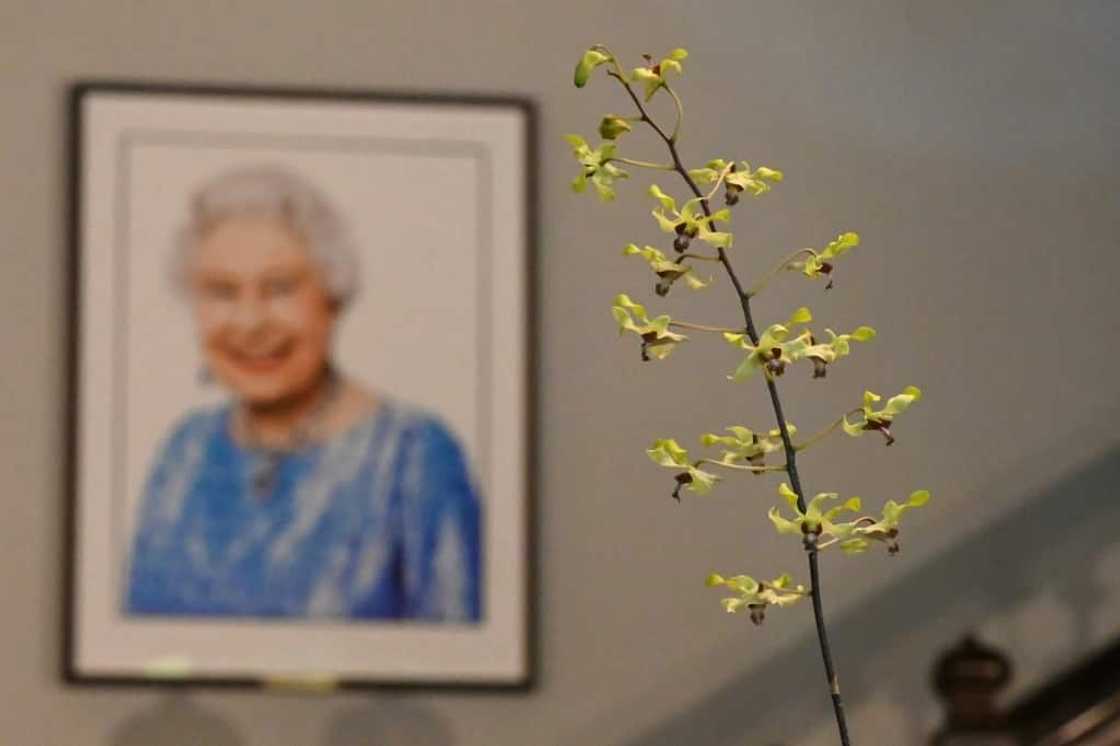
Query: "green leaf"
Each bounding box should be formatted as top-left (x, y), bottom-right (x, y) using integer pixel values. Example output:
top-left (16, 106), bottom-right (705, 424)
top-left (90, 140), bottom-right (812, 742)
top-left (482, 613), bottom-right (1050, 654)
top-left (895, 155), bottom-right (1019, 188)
top-left (667, 48), bottom-right (689, 61)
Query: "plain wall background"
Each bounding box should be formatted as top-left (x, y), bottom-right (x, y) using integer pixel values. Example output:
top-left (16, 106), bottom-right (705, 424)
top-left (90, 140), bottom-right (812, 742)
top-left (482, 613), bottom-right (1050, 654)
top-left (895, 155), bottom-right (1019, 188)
top-left (1, 1), bottom-right (1118, 744)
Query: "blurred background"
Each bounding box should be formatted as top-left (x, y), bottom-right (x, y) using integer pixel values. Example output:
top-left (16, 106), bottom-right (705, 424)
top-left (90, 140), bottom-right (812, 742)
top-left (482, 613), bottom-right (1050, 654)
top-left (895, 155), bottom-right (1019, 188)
top-left (1, 0), bottom-right (1118, 743)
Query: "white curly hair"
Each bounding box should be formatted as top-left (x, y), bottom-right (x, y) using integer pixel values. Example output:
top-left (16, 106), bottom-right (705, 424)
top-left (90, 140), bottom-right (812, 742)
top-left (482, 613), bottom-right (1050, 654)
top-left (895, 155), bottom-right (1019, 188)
top-left (172, 164), bottom-right (361, 306)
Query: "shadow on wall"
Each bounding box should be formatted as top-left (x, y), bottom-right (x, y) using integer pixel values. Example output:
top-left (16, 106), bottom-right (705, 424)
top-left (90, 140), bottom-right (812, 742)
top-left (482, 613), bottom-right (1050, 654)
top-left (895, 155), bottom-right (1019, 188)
top-left (619, 445), bottom-right (1120, 746)
top-left (324, 699), bottom-right (454, 746)
top-left (108, 693), bottom-right (454, 746)
top-left (109, 696), bottom-right (243, 746)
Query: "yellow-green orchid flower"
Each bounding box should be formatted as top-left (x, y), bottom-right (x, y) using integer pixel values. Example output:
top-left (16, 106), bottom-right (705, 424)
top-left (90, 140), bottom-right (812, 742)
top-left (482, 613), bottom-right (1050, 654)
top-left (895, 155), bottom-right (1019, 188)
top-left (706, 571), bottom-right (808, 625)
top-left (700, 424), bottom-right (797, 468)
top-left (649, 184), bottom-right (733, 251)
top-left (842, 386), bottom-right (922, 445)
top-left (689, 159), bottom-right (784, 205)
top-left (611, 293), bottom-right (687, 361)
top-left (802, 326), bottom-right (877, 378)
top-left (623, 243), bottom-right (710, 296)
top-left (564, 134), bottom-right (629, 201)
top-left (723, 306), bottom-right (814, 380)
top-left (768, 482), bottom-right (863, 548)
top-left (837, 490), bottom-right (931, 555)
top-left (787, 232), bottom-right (860, 288)
top-left (630, 48), bottom-right (688, 101)
top-left (723, 308), bottom-right (875, 381)
top-left (647, 438), bottom-right (720, 499)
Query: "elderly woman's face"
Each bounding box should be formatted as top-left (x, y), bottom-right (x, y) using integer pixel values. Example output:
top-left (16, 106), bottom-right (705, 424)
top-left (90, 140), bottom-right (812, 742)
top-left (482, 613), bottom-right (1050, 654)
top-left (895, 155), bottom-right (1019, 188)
top-left (188, 215), bottom-right (335, 405)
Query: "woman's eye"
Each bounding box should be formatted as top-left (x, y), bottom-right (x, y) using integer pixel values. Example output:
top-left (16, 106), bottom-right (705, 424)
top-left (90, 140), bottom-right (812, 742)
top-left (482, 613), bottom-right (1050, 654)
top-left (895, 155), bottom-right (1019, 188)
top-left (263, 277), bottom-right (300, 296)
top-left (199, 280), bottom-right (238, 300)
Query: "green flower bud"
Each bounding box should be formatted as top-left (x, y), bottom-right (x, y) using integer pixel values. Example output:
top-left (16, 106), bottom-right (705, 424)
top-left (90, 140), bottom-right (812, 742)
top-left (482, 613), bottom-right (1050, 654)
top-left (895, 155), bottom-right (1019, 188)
top-left (574, 47), bottom-right (611, 88)
top-left (598, 115), bottom-right (633, 140)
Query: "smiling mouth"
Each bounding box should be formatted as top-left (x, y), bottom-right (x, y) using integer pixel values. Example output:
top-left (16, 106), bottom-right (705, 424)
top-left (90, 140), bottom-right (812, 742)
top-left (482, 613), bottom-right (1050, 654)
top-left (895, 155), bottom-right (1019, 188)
top-left (224, 343), bottom-right (294, 373)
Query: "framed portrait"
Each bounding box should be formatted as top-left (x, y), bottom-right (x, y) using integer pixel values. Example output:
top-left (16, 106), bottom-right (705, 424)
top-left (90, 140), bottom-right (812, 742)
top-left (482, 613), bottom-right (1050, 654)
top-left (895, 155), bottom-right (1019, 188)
top-left (64, 82), bottom-right (535, 688)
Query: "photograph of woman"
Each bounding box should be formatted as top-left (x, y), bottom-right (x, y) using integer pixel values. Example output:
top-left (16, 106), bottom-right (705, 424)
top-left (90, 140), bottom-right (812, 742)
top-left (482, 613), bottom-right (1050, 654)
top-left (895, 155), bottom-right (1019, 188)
top-left (123, 165), bottom-right (483, 622)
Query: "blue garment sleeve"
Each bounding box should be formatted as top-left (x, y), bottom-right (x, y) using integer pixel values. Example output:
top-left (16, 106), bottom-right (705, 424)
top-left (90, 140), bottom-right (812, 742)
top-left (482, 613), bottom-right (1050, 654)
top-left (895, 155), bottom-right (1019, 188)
top-left (123, 415), bottom-right (203, 615)
top-left (396, 416), bottom-right (483, 622)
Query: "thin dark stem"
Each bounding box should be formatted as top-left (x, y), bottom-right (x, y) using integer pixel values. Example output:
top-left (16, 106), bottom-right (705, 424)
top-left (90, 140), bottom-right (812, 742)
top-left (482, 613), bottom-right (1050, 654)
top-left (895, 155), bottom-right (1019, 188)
top-left (808, 549), bottom-right (851, 741)
top-left (610, 71), bottom-right (853, 745)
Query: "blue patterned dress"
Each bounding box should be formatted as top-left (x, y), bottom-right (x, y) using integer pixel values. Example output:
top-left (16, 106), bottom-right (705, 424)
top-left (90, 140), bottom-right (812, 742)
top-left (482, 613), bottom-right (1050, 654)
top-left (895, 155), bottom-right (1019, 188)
top-left (124, 399), bottom-right (482, 621)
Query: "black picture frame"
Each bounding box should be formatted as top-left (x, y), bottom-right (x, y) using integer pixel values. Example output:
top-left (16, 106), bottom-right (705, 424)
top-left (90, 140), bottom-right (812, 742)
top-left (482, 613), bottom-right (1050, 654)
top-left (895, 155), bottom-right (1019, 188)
top-left (63, 81), bottom-right (537, 690)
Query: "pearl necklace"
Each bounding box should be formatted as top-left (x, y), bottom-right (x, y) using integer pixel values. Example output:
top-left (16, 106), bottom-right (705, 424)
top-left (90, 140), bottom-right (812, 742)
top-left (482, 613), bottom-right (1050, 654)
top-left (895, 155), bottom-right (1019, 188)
top-left (239, 369), bottom-right (340, 499)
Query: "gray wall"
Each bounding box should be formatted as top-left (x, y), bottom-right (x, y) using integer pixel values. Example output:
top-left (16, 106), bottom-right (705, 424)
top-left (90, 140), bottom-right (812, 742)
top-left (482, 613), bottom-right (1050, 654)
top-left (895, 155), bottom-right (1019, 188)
top-left (2, 1), bottom-right (1118, 744)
